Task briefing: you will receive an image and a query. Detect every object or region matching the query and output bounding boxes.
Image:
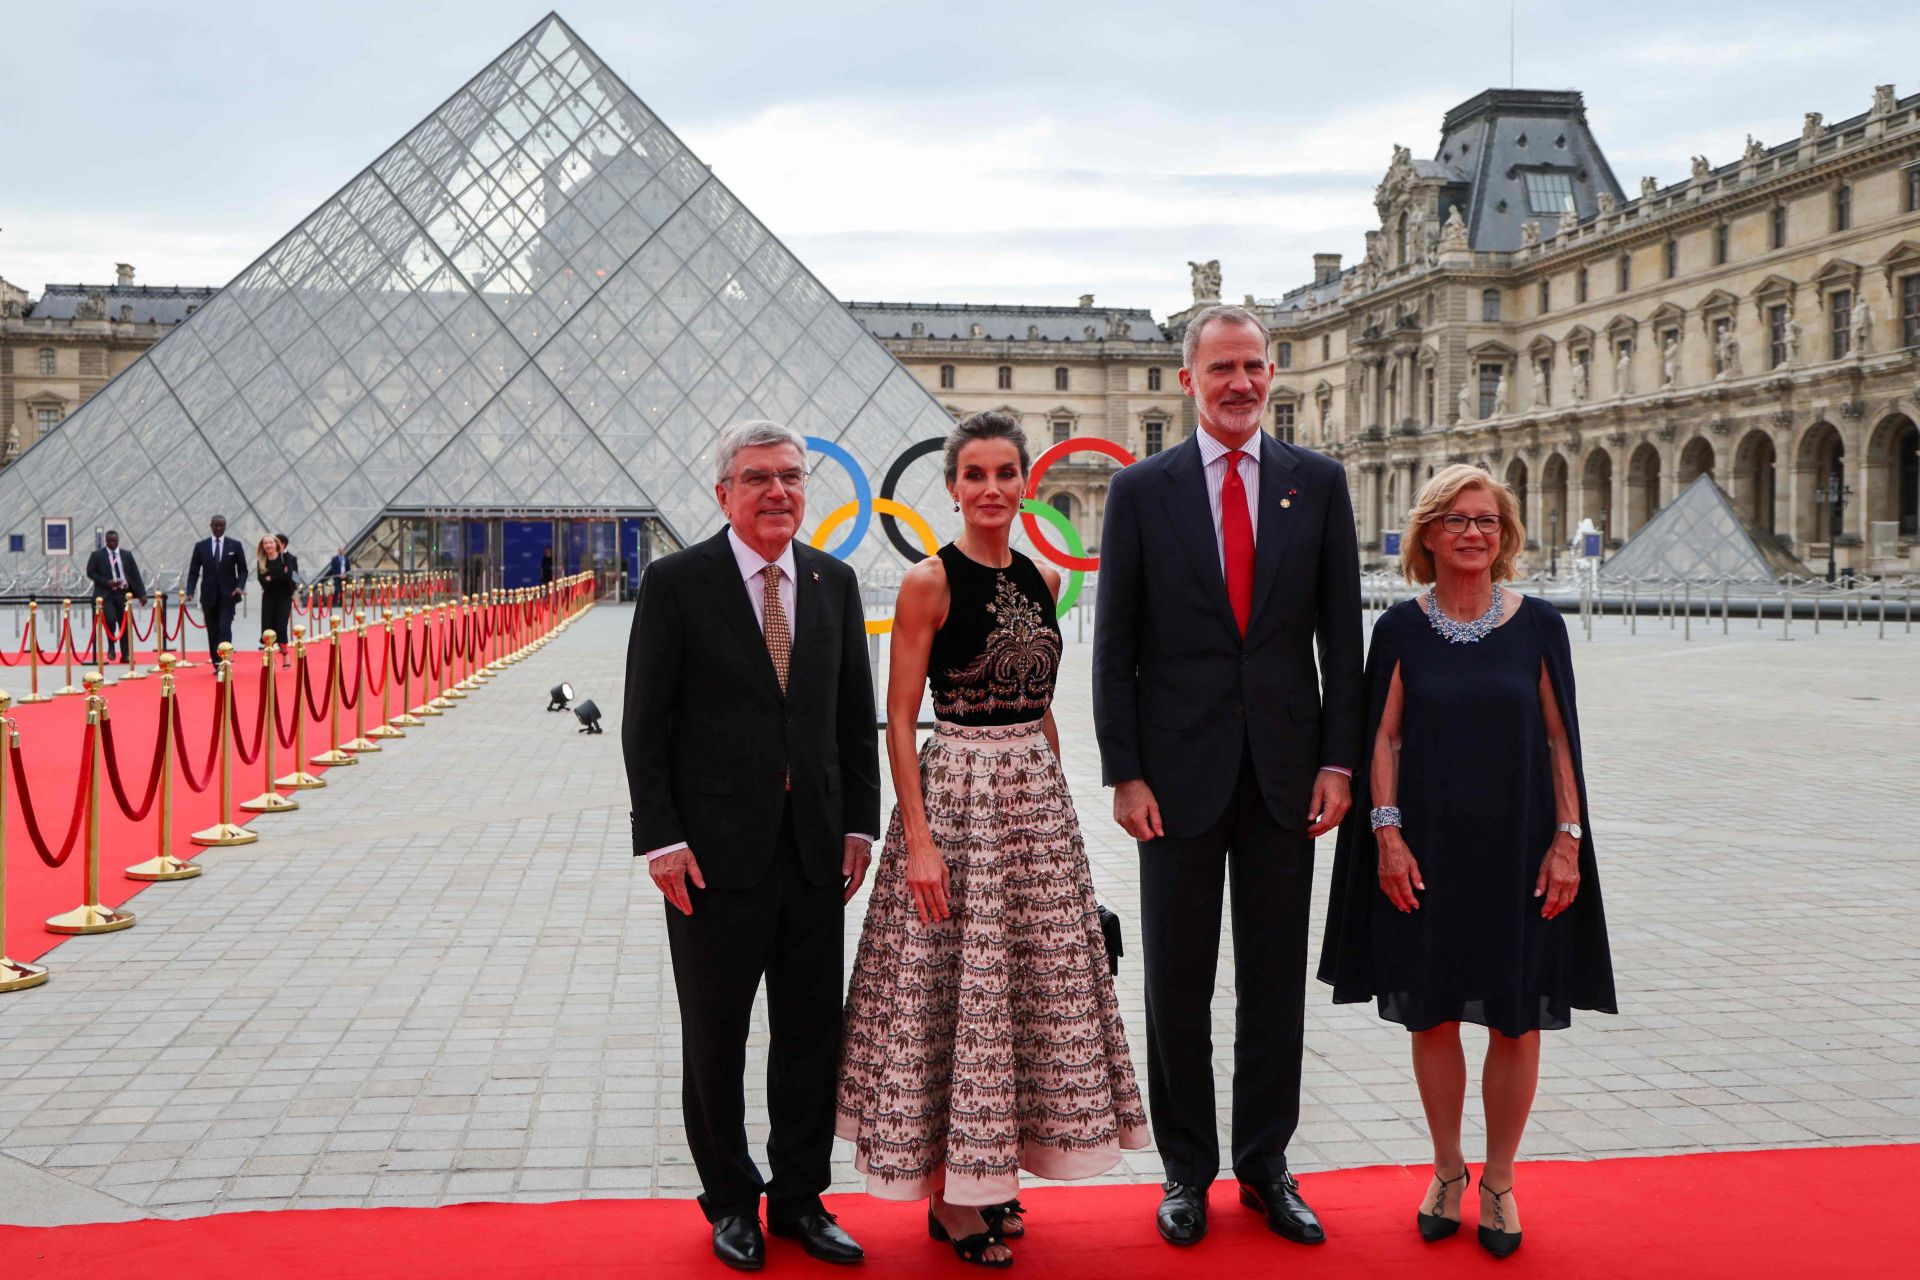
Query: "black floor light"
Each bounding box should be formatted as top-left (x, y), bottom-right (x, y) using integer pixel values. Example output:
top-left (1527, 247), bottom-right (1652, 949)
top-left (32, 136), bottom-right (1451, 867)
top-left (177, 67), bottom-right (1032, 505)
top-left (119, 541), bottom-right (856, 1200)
top-left (548, 682), bottom-right (573, 712)
top-left (573, 698), bottom-right (603, 734)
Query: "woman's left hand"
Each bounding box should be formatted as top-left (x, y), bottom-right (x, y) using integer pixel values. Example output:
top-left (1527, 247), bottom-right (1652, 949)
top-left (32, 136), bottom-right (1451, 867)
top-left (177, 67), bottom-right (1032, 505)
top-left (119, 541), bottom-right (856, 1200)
top-left (1534, 834), bottom-right (1580, 919)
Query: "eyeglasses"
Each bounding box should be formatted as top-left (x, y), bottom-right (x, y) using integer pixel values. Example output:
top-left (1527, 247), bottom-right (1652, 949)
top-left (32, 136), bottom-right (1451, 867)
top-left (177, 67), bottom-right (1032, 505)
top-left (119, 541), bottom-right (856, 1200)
top-left (730, 468), bottom-right (810, 491)
top-left (1438, 513), bottom-right (1503, 534)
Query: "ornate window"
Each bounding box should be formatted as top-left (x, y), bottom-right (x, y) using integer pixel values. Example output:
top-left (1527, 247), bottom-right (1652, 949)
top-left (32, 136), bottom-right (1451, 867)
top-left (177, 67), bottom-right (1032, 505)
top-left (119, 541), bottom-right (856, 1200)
top-left (1834, 184), bottom-right (1852, 233)
top-left (1143, 419), bottom-right (1165, 456)
top-left (1147, 366), bottom-right (1162, 391)
top-left (1771, 204), bottom-right (1788, 250)
top-left (1830, 289), bottom-right (1853, 359)
top-left (1053, 366), bottom-right (1069, 392)
top-left (1715, 222), bottom-right (1730, 265)
top-left (1577, 267), bottom-right (1589, 303)
top-left (996, 365), bottom-right (1012, 390)
top-left (939, 363), bottom-right (955, 389)
top-left (1664, 238), bottom-right (1679, 279)
top-left (1050, 493), bottom-right (1074, 520)
top-left (1272, 401), bottom-right (1296, 443)
top-left (1768, 304), bottom-right (1789, 369)
top-left (35, 406), bottom-right (61, 434)
top-left (1537, 279), bottom-right (1549, 313)
top-left (36, 348), bottom-right (55, 375)
top-left (1275, 341), bottom-right (1293, 368)
top-left (1050, 418), bottom-right (1072, 444)
top-left (1903, 274), bottom-right (1920, 348)
top-left (1481, 289), bottom-right (1501, 321)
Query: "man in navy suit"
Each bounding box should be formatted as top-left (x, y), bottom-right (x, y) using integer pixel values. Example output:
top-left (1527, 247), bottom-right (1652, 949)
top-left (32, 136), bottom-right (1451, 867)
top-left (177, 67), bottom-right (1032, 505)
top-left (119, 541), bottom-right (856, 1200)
top-left (85, 530), bottom-right (147, 663)
top-left (1093, 305), bottom-right (1364, 1249)
top-left (184, 513), bottom-right (249, 659)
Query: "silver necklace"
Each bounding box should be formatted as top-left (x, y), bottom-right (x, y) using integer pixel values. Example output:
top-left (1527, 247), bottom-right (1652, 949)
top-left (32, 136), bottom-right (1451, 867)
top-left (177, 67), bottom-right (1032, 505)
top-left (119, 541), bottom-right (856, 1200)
top-left (1423, 586), bottom-right (1505, 644)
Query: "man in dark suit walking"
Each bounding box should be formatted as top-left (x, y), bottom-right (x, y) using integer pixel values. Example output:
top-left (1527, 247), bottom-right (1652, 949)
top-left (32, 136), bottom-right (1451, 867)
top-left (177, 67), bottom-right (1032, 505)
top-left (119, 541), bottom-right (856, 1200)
top-left (623, 419), bottom-right (881, 1271)
top-left (1093, 305), bottom-right (1364, 1249)
top-left (321, 547), bottom-right (349, 607)
top-left (85, 530), bottom-right (147, 663)
top-left (184, 513), bottom-right (249, 660)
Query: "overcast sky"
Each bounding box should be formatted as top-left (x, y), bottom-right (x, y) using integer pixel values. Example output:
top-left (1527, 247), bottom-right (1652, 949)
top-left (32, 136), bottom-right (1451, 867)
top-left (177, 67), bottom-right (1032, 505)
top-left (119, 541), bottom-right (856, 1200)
top-left (3, 1), bottom-right (1916, 318)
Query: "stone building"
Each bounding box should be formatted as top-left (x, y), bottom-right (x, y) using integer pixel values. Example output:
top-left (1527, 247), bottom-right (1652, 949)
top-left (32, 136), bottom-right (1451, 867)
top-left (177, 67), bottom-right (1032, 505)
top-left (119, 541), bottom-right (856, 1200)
top-left (847, 297), bottom-right (1185, 551)
top-left (0, 266), bottom-right (217, 467)
top-left (1263, 87), bottom-right (1920, 575)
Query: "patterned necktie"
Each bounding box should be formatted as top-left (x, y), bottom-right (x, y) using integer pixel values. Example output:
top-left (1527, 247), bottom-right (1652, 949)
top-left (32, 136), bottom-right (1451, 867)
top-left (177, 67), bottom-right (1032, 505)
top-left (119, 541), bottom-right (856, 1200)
top-left (761, 564), bottom-right (791, 693)
top-left (1221, 450), bottom-right (1255, 636)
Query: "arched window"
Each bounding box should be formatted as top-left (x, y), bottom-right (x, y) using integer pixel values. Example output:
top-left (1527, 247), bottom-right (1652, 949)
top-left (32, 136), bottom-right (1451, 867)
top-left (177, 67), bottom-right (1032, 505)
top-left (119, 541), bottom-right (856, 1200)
top-left (37, 348), bottom-right (55, 375)
top-left (1481, 289), bottom-right (1501, 321)
top-left (938, 364), bottom-right (955, 389)
top-left (1053, 366), bottom-right (1069, 392)
top-left (1050, 493), bottom-right (1075, 520)
top-left (1275, 341), bottom-right (1293, 368)
top-left (996, 365), bottom-right (1012, 390)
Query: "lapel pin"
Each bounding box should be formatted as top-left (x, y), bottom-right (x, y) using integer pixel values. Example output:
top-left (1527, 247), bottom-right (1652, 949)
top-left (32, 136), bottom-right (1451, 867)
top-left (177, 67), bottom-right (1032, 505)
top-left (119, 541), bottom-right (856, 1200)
top-left (810, 571), bottom-right (820, 581)
top-left (1281, 485), bottom-right (1298, 509)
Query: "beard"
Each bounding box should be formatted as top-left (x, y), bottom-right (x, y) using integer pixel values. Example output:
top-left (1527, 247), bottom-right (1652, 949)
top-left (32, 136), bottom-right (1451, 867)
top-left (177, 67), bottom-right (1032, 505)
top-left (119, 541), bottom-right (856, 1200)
top-left (1205, 399), bottom-right (1263, 434)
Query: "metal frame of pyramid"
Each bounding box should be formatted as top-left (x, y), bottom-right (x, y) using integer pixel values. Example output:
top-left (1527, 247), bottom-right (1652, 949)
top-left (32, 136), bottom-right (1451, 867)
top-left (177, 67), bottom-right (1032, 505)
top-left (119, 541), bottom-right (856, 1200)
top-left (0, 12), bottom-right (961, 580)
top-left (1598, 473), bottom-right (1809, 583)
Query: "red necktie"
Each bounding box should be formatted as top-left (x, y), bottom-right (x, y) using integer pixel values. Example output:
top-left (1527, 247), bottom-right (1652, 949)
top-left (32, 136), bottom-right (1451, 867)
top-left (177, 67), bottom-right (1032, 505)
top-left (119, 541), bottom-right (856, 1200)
top-left (1221, 450), bottom-right (1254, 636)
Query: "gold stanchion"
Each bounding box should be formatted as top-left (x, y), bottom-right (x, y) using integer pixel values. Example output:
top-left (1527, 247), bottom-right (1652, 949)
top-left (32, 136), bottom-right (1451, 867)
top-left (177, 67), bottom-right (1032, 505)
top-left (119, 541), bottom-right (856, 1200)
top-left (90, 598), bottom-right (114, 687)
top-left (119, 596), bottom-right (151, 681)
top-left (0, 691), bottom-right (53, 990)
top-left (46, 674), bottom-right (138, 933)
top-left (309, 616), bottom-right (358, 767)
top-left (126, 655), bottom-right (204, 881)
top-left (53, 600), bottom-right (84, 696)
top-left (275, 625), bottom-right (328, 789)
top-left (171, 597), bottom-right (198, 670)
top-left (447, 597), bottom-right (474, 697)
top-left (240, 633), bottom-right (298, 814)
top-left (341, 611), bottom-right (381, 753)
top-left (366, 610), bottom-right (405, 740)
top-left (427, 605), bottom-right (457, 711)
top-left (189, 643), bottom-right (258, 847)
top-left (391, 608), bottom-right (425, 727)
top-left (19, 601), bottom-right (52, 704)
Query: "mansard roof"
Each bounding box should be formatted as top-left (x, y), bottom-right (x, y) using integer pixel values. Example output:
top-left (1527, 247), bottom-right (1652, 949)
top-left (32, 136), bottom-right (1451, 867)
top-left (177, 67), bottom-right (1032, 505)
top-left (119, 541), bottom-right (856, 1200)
top-left (845, 300), bottom-right (1171, 344)
top-left (1433, 89), bottom-right (1626, 254)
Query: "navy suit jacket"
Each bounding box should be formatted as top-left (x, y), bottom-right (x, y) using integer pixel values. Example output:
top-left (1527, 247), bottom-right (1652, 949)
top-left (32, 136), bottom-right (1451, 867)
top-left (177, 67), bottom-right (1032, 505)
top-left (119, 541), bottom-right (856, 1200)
top-left (1091, 431), bottom-right (1365, 837)
top-left (185, 536), bottom-right (249, 604)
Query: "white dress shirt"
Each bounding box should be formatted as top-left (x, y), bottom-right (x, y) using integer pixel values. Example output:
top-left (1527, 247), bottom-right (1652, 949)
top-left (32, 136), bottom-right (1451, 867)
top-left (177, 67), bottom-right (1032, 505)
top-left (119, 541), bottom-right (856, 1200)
top-left (108, 548), bottom-right (124, 585)
top-left (645, 530), bottom-right (875, 862)
top-left (1191, 427), bottom-right (1350, 780)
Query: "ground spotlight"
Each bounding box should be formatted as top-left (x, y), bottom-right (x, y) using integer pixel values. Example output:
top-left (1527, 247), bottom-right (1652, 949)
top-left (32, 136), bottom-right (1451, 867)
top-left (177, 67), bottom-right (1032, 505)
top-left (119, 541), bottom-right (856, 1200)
top-left (548, 682), bottom-right (573, 712)
top-left (573, 698), bottom-right (602, 734)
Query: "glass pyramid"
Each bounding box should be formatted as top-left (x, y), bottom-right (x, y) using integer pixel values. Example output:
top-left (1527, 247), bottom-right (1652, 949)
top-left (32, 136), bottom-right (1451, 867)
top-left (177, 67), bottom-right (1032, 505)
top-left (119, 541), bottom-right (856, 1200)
top-left (1598, 474), bottom-right (1808, 584)
top-left (0, 13), bottom-right (961, 579)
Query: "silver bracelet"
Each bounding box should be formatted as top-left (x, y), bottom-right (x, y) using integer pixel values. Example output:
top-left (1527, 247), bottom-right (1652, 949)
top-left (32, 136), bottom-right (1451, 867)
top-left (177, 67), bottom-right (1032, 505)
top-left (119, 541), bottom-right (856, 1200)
top-left (1369, 806), bottom-right (1402, 830)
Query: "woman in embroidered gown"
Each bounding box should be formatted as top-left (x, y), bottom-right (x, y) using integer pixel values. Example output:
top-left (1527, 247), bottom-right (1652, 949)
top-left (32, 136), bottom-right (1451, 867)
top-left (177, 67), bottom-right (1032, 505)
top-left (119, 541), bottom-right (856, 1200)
top-left (837, 412), bottom-right (1149, 1267)
top-left (1319, 465), bottom-right (1616, 1259)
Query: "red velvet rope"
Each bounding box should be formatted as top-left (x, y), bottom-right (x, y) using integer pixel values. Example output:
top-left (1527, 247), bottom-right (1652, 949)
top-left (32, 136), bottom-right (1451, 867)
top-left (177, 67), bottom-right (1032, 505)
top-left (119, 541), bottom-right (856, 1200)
top-left (338, 635), bottom-right (362, 711)
top-left (274, 663), bottom-right (300, 749)
top-left (303, 644), bottom-right (334, 721)
top-left (361, 630), bottom-right (388, 698)
top-left (409, 619), bottom-right (429, 678)
top-left (182, 599), bottom-right (206, 630)
top-left (9, 728), bottom-right (94, 868)
top-left (171, 685), bottom-right (221, 793)
top-left (130, 599), bottom-right (159, 642)
top-left (99, 715), bottom-right (164, 822)
top-left (231, 662), bottom-right (268, 766)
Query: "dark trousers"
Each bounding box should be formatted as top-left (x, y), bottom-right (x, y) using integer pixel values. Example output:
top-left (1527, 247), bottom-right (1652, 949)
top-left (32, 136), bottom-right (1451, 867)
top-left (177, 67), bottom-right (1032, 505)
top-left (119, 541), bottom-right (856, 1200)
top-left (201, 593), bottom-right (236, 659)
top-left (1138, 745), bottom-right (1315, 1187)
top-left (98, 592), bottom-right (131, 662)
top-left (261, 591), bottom-right (293, 650)
top-left (664, 801), bottom-right (843, 1223)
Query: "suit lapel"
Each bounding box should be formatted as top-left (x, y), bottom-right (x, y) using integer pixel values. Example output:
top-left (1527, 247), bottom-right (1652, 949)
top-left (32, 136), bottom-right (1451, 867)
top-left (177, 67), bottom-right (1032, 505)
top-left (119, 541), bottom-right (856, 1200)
top-left (1248, 433), bottom-right (1300, 630)
top-left (1159, 438), bottom-right (1241, 643)
top-left (702, 531), bottom-right (784, 700)
top-left (790, 544), bottom-right (829, 688)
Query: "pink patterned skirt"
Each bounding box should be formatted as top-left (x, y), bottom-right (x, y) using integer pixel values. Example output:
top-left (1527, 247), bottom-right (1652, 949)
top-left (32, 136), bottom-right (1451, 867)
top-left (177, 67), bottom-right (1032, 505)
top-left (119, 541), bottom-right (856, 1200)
top-left (836, 718), bottom-right (1150, 1206)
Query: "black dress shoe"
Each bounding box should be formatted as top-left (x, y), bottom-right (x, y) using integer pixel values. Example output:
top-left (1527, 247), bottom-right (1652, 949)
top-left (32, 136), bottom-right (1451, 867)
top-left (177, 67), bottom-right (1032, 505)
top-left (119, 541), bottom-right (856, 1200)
top-left (1238, 1172), bottom-right (1325, 1244)
top-left (770, 1210), bottom-right (865, 1265)
top-left (711, 1212), bottom-right (766, 1271)
top-left (1156, 1181), bottom-right (1209, 1246)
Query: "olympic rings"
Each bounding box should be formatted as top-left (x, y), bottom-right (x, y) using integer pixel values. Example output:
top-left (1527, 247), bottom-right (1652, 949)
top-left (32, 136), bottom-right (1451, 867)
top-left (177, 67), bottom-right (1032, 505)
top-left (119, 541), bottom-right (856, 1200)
top-left (1021, 436), bottom-right (1137, 572)
top-left (811, 498), bottom-right (940, 634)
top-left (877, 438), bottom-right (948, 562)
top-left (1020, 499), bottom-right (1089, 614)
top-left (802, 435), bottom-right (872, 560)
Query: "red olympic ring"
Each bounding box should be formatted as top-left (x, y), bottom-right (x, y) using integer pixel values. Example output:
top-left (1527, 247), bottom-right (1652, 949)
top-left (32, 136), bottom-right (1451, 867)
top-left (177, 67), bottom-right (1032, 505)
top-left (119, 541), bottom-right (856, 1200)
top-left (1021, 436), bottom-right (1137, 572)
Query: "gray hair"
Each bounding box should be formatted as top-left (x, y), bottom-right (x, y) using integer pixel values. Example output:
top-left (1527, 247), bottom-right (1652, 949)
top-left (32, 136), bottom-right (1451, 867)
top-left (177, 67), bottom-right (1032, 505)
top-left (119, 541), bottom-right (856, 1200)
top-left (1181, 303), bottom-right (1267, 371)
top-left (714, 419), bottom-right (808, 486)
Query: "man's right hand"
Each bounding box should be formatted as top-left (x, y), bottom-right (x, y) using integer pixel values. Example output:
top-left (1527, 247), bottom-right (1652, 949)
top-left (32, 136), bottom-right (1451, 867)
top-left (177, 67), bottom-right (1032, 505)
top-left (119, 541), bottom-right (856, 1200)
top-left (1113, 779), bottom-right (1165, 842)
top-left (649, 848), bottom-right (706, 915)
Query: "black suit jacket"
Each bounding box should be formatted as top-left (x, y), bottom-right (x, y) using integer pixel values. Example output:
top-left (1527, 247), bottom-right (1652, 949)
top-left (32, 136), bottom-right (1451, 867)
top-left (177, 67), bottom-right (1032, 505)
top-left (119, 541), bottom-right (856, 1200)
top-left (1092, 432), bottom-right (1364, 837)
top-left (86, 548), bottom-right (146, 599)
top-left (622, 529), bottom-right (882, 890)
top-left (185, 536), bottom-right (248, 605)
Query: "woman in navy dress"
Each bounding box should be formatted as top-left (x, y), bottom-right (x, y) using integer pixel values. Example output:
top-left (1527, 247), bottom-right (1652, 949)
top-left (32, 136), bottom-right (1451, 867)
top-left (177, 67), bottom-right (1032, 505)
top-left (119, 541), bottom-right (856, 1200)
top-left (1319, 464), bottom-right (1616, 1258)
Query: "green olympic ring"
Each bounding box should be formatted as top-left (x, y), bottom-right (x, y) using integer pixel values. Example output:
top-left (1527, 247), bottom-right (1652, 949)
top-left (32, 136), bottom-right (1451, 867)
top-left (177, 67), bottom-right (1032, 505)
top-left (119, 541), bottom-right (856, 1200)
top-left (1020, 498), bottom-right (1088, 616)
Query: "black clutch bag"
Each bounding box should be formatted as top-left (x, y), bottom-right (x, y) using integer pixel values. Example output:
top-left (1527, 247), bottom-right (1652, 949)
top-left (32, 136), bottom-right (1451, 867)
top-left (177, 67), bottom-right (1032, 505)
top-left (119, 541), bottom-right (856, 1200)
top-left (1097, 904), bottom-right (1123, 976)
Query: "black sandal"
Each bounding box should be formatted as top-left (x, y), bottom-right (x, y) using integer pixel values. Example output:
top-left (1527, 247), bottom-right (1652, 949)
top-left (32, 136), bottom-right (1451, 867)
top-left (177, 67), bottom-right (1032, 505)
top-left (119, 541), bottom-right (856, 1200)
top-left (1416, 1167), bottom-right (1469, 1241)
top-left (982, 1198), bottom-right (1026, 1239)
top-left (1477, 1183), bottom-right (1522, 1258)
top-left (929, 1205), bottom-right (1013, 1268)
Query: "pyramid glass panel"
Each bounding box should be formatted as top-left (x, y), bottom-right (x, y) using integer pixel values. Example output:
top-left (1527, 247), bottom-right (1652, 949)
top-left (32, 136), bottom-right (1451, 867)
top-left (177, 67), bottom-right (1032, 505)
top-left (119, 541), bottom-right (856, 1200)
top-left (1599, 475), bottom-right (1809, 583)
top-left (0, 13), bottom-right (967, 586)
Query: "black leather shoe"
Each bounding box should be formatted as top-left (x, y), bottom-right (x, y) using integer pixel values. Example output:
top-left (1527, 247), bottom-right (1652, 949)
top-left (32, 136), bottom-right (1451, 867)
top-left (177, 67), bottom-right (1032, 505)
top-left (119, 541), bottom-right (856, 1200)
top-left (770, 1210), bottom-right (864, 1265)
top-left (1156, 1181), bottom-right (1209, 1246)
top-left (1238, 1172), bottom-right (1325, 1245)
top-left (711, 1212), bottom-right (766, 1271)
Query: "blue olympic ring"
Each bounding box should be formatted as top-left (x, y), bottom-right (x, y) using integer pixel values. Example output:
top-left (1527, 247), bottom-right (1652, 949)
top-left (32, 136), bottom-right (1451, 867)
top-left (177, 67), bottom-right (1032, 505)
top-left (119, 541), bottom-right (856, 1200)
top-left (803, 435), bottom-right (873, 560)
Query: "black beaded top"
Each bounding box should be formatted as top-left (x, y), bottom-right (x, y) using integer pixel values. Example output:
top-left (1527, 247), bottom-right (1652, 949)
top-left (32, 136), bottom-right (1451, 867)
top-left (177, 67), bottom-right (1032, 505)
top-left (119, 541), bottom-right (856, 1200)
top-left (927, 543), bottom-right (1061, 725)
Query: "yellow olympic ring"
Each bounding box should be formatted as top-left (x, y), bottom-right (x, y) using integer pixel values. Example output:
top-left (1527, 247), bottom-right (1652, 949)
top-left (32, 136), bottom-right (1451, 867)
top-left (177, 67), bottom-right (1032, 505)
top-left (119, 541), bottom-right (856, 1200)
top-left (812, 498), bottom-right (941, 634)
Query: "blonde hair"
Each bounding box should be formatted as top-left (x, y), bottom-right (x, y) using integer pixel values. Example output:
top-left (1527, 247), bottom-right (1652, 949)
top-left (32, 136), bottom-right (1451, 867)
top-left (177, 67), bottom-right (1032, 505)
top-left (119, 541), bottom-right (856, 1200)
top-left (1401, 463), bottom-right (1526, 584)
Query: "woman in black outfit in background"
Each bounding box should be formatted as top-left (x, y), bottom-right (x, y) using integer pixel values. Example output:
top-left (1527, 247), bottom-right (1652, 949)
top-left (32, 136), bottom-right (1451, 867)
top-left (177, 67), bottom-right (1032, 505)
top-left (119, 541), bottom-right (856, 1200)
top-left (256, 534), bottom-right (294, 649)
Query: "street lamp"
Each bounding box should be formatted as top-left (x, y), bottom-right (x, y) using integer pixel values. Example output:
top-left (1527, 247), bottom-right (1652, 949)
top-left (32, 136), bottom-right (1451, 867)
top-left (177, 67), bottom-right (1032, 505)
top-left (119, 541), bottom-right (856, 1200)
top-left (1815, 475), bottom-right (1853, 582)
top-left (1549, 506), bottom-right (1561, 578)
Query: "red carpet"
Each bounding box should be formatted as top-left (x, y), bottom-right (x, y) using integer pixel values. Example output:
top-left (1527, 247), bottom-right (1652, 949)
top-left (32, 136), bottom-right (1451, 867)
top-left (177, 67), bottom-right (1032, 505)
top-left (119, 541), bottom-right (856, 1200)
top-left (0, 1146), bottom-right (1907, 1277)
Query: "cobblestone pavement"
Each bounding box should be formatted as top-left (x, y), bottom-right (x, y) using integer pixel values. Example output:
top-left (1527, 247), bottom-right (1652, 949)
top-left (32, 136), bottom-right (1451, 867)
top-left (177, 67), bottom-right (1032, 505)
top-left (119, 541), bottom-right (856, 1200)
top-left (2, 601), bottom-right (1917, 1224)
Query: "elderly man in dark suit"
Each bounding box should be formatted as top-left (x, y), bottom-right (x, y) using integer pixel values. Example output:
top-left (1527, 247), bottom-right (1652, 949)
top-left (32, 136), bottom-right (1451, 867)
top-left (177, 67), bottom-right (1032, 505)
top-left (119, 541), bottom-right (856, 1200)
top-left (1093, 304), bottom-right (1364, 1249)
top-left (184, 513), bottom-right (249, 660)
top-left (85, 530), bottom-right (147, 663)
top-left (624, 419), bottom-right (881, 1271)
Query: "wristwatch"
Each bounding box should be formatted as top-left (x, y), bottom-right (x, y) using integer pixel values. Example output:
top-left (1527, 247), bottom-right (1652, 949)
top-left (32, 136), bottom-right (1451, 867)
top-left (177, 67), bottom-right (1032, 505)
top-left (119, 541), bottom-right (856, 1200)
top-left (1554, 822), bottom-right (1582, 841)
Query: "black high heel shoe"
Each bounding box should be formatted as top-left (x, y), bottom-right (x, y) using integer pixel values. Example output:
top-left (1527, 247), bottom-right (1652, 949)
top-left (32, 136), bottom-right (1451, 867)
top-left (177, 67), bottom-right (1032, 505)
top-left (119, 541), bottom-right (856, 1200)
top-left (982, 1198), bottom-right (1026, 1239)
top-left (1416, 1167), bottom-right (1470, 1241)
top-left (1477, 1183), bottom-right (1522, 1258)
top-left (929, 1204), bottom-right (1013, 1268)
